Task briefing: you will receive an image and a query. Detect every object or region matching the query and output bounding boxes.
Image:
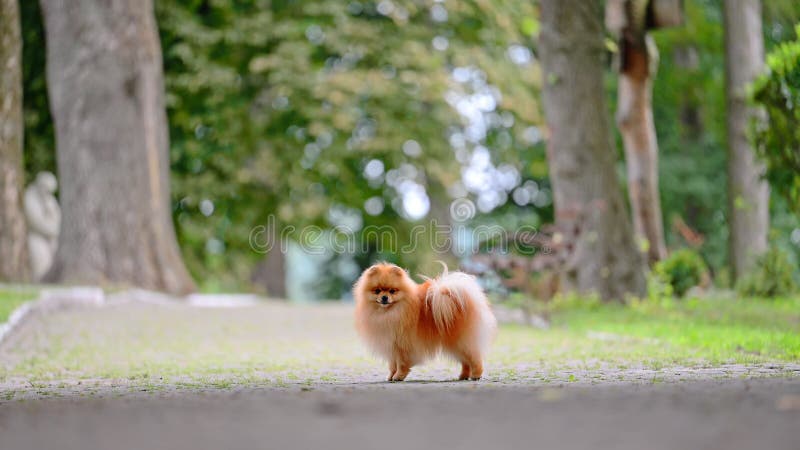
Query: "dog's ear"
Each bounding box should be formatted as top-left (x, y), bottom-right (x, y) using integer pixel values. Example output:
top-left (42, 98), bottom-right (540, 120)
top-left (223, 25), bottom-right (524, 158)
top-left (390, 266), bottom-right (404, 276)
top-left (367, 265), bottom-right (380, 275)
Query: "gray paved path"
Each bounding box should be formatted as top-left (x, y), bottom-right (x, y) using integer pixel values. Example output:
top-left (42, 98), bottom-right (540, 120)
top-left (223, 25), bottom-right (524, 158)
top-left (1, 378), bottom-right (799, 450)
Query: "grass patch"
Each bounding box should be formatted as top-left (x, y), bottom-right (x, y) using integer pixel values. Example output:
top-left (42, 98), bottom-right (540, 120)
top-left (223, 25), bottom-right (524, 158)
top-left (0, 286), bottom-right (38, 324)
top-left (495, 295), bottom-right (800, 366)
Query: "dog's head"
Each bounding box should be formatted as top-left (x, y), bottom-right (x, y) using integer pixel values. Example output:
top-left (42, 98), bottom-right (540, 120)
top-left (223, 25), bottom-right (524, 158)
top-left (355, 263), bottom-right (412, 308)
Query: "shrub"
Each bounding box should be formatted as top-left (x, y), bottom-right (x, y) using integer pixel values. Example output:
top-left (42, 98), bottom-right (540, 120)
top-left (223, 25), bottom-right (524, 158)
top-left (654, 249), bottom-right (709, 297)
top-left (736, 247), bottom-right (798, 298)
top-left (646, 270), bottom-right (674, 301)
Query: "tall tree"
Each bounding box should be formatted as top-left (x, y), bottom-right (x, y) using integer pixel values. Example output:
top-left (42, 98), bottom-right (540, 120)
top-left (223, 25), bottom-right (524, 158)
top-left (39, 0), bottom-right (195, 294)
top-left (0, 0), bottom-right (29, 282)
top-left (539, 0), bottom-right (646, 300)
top-left (251, 250), bottom-right (287, 299)
top-left (723, 0), bottom-right (769, 280)
top-left (606, 0), bottom-right (682, 265)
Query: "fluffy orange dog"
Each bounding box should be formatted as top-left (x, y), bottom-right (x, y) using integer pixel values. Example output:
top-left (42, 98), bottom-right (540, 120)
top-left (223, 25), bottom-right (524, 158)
top-left (353, 262), bottom-right (497, 381)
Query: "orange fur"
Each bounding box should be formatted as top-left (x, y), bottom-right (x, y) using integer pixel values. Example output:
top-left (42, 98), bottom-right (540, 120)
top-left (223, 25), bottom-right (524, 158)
top-left (353, 262), bottom-right (497, 381)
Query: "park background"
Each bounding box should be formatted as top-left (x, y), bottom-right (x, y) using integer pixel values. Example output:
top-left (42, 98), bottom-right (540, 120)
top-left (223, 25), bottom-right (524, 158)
top-left (0, 0), bottom-right (799, 410)
top-left (2, 0), bottom-right (798, 301)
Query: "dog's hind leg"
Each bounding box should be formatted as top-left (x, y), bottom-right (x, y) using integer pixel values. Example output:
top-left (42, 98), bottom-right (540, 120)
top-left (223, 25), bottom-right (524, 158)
top-left (453, 348), bottom-right (483, 381)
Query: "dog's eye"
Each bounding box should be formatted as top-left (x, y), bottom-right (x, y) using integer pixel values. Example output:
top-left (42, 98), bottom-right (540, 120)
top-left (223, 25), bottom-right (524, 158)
top-left (373, 288), bottom-right (381, 295)
top-left (389, 289), bottom-right (397, 294)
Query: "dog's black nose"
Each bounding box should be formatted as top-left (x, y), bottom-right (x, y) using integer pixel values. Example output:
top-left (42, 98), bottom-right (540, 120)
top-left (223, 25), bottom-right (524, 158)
top-left (381, 295), bottom-right (389, 303)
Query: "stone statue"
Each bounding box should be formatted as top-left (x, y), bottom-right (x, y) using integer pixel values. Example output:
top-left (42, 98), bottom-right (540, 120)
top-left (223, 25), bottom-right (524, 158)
top-left (24, 172), bottom-right (60, 281)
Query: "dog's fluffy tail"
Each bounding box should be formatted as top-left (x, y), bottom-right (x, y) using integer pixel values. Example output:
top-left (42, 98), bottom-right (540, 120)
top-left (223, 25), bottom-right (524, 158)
top-left (425, 263), bottom-right (497, 348)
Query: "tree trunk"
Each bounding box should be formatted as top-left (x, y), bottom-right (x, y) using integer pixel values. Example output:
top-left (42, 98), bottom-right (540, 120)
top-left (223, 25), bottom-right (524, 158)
top-left (722, 0), bottom-right (769, 280)
top-left (40, 0), bottom-right (195, 294)
top-left (0, 0), bottom-right (29, 282)
top-left (609, 0), bottom-right (668, 265)
top-left (539, 0), bottom-right (646, 301)
top-left (251, 249), bottom-right (287, 299)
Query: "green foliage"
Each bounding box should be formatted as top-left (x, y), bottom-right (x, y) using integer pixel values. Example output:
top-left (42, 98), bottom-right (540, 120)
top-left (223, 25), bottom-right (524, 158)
top-left (713, 265), bottom-right (731, 289)
top-left (155, 0), bottom-right (544, 293)
top-left (646, 270), bottom-right (674, 301)
top-left (649, 2), bottom-right (800, 273)
top-left (19, 0), bottom-right (55, 182)
top-left (752, 24), bottom-right (800, 216)
top-left (649, 1), bottom-right (729, 271)
top-left (736, 247), bottom-right (798, 298)
top-left (654, 249), bottom-right (708, 298)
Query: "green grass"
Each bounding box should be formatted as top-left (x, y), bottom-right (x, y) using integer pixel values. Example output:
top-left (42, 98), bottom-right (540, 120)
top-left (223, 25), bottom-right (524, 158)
top-left (495, 295), bottom-right (800, 367)
top-left (0, 287), bottom-right (38, 324)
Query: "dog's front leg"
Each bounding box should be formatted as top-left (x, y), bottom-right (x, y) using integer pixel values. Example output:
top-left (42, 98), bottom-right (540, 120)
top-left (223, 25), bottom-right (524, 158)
top-left (390, 354), bottom-right (410, 381)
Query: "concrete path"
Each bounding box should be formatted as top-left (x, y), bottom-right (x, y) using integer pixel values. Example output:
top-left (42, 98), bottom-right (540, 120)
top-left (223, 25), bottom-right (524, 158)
top-left (1, 379), bottom-right (799, 450)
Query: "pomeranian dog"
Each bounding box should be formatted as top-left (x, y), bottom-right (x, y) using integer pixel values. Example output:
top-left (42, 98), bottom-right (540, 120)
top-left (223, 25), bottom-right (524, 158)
top-left (353, 262), bottom-right (497, 381)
